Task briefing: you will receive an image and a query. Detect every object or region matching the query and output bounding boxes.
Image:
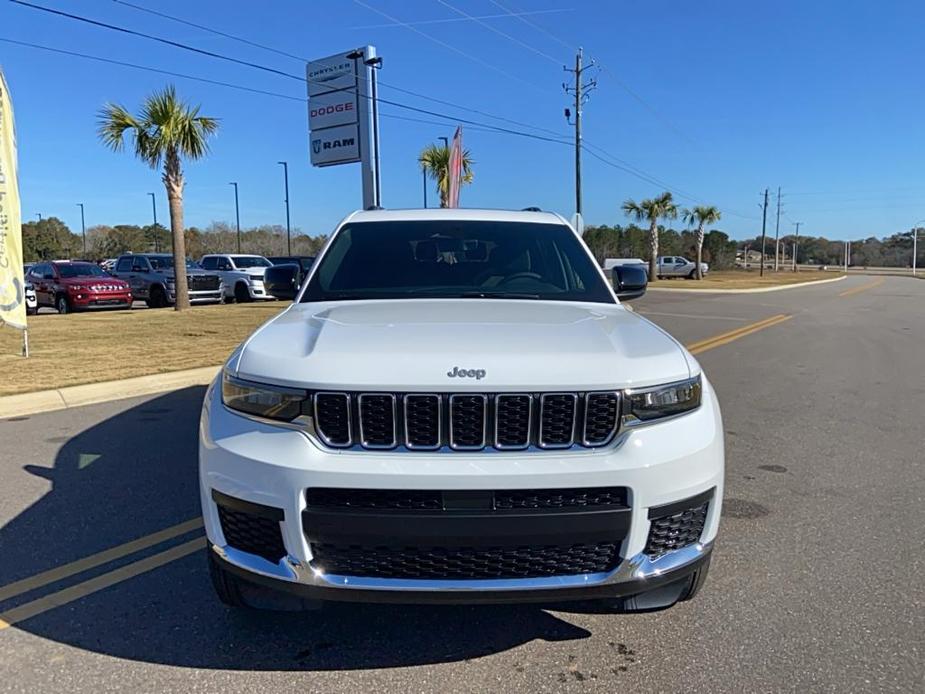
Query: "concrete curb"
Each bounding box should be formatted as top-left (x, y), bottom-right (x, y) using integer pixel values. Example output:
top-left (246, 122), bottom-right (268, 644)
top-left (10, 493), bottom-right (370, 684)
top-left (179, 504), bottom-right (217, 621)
top-left (0, 365), bottom-right (221, 420)
top-left (646, 274), bottom-right (847, 294)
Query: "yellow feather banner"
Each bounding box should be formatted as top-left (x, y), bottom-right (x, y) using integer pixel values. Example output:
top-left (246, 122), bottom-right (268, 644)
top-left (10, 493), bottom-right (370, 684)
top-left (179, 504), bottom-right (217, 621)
top-left (0, 69), bottom-right (27, 331)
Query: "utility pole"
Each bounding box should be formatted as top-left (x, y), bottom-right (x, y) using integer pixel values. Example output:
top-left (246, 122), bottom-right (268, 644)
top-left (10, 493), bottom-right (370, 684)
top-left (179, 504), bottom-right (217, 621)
top-left (914, 226), bottom-right (919, 277)
top-left (563, 47), bottom-right (596, 219)
top-left (277, 161), bottom-right (291, 255)
top-left (791, 221), bottom-right (802, 272)
top-left (148, 193), bottom-right (159, 252)
top-left (422, 169), bottom-right (427, 208)
top-left (759, 189), bottom-right (769, 277)
top-left (76, 203), bottom-right (86, 255)
top-left (774, 186), bottom-right (781, 271)
top-left (229, 182), bottom-right (241, 253)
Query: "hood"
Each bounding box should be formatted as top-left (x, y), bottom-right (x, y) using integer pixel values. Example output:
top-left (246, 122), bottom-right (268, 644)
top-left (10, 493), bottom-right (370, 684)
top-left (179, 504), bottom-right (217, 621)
top-left (233, 300), bottom-right (693, 392)
top-left (60, 276), bottom-right (129, 288)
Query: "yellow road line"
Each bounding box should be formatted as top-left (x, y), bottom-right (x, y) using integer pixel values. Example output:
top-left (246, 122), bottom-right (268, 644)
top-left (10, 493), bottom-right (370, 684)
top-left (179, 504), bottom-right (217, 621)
top-left (0, 517), bottom-right (203, 603)
top-left (838, 278), bottom-right (884, 297)
top-left (686, 314), bottom-right (792, 355)
top-left (0, 537), bottom-right (205, 631)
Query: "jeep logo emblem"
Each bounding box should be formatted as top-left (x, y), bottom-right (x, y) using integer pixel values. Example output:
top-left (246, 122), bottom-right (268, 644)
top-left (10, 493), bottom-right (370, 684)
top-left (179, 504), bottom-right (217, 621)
top-left (447, 366), bottom-right (486, 380)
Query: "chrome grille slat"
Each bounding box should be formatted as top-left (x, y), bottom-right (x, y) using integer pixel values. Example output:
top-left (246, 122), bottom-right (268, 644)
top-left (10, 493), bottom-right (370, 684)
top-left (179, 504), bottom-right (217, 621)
top-left (538, 393), bottom-right (578, 448)
top-left (312, 390), bottom-right (618, 451)
top-left (582, 392), bottom-right (621, 446)
top-left (448, 394), bottom-right (487, 450)
top-left (404, 394), bottom-right (442, 450)
top-left (314, 392), bottom-right (352, 448)
top-left (358, 393), bottom-right (397, 449)
top-left (494, 394), bottom-right (532, 449)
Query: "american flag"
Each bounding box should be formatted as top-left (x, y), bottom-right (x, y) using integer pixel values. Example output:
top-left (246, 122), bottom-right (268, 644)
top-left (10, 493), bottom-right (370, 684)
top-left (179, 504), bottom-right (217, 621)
top-left (446, 126), bottom-right (463, 208)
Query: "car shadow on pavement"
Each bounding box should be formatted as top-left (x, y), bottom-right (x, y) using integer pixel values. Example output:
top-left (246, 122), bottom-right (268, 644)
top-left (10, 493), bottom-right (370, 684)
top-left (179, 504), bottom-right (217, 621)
top-left (0, 387), bottom-right (593, 671)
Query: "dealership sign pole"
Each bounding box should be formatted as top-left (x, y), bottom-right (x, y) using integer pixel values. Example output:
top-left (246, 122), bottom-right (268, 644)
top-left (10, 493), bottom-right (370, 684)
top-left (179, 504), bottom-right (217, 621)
top-left (0, 69), bottom-right (28, 357)
top-left (306, 46), bottom-right (380, 210)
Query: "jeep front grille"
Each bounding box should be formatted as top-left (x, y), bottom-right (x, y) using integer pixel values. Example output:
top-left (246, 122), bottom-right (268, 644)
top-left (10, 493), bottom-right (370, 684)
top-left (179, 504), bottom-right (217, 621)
top-left (310, 391), bottom-right (620, 452)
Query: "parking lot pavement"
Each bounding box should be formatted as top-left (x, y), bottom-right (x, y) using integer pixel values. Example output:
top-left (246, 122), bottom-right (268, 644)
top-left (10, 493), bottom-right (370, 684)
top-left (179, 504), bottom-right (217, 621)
top-left (1, 275), bottom-right (922, 692)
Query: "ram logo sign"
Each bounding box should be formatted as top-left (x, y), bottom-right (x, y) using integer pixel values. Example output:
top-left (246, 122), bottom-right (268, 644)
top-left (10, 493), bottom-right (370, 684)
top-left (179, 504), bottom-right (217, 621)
top-left (309, 124), bottom-right (360, 167)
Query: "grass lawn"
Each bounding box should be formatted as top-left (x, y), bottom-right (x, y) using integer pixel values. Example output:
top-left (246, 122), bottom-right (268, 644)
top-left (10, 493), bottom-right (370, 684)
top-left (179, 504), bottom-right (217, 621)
top-left (650, 269), bottom-right (845, 289)
top-left (0, 302), bottom-right (288, 396)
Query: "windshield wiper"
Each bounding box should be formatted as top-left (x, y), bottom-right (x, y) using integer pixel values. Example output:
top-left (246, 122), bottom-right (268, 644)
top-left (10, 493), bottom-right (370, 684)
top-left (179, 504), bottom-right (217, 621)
top-left (459, 291), bottom-right (540, 300)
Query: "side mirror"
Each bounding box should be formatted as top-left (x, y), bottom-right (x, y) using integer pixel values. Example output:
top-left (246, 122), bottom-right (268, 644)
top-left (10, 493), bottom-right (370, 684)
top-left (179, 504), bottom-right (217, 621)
top-left (611, 265), bottom-right (648, 301)
top-left (264, 264), bottom-right (301, 300)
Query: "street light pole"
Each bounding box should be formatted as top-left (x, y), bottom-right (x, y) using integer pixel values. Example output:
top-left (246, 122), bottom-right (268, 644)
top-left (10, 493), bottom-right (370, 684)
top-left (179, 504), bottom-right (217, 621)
top-left (915, 227), bottom-right (919, 277)
top-left (229, 182), bottom-right (241, 253)
top-left (148, 192), bottom-right (159, 252)
top-left (422, 169), bottom-right (427, 208)
top-left (791, 221), bottom-right (802, 272)
top-left (277, 161), bottom-right (291, 255)
top-left (35, 213), bottom-right (42, 221)
top-left (77, 203), bottom-right (86, 255)
top-left (910, 219), bottom-right (925, 277)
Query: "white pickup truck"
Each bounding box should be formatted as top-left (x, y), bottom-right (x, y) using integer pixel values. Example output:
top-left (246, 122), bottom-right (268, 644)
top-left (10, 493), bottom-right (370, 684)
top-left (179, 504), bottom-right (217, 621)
top-left (200, 208), bottom-right (724, 613)
top-left (656, 256), bottom-right (709, 279)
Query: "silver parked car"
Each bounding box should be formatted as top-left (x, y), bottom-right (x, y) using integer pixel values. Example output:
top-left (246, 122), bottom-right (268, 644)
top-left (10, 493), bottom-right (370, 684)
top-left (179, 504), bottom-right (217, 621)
top-left (111, 253), bottom-right (224, 308)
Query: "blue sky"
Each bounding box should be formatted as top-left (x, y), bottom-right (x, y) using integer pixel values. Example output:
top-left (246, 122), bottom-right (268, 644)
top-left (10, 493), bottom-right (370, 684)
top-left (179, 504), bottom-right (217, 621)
top-left (2, 0), bottom-right (925, 241)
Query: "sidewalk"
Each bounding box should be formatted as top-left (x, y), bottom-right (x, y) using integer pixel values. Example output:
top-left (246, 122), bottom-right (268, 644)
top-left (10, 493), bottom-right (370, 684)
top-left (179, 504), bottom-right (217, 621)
top-left (0, 365), bottom-right (221, 419)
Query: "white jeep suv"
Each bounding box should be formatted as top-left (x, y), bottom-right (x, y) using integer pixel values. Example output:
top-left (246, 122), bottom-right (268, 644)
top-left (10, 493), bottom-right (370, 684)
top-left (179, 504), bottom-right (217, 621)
top-left (199, 209), bottom-right (724, 611)
top-left (199, 254), bottom-right (274, 302)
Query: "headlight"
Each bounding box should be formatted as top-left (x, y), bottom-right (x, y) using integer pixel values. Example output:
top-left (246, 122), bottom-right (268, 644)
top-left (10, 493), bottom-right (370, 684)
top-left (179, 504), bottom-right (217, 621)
top-left (623, 375), bottom-right (701, 425)
top-left (221, 371), bottom-right (308, 421)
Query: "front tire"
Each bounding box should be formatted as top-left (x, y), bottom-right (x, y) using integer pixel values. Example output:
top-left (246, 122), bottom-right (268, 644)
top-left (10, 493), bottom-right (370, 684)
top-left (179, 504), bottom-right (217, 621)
top-left (55, 294), bottom-right (70, 315)
top-left (149, 285), bottom-right (169, 309)
top-left (234, 282), bottom-right (252, 303)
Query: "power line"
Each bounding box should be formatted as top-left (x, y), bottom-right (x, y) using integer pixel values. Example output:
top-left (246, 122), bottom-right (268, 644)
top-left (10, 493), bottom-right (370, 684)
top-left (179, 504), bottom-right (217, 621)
top-left (435, 0), bottom-right (563, 66)
top-left (348, 7), bottom-right (574, 30)
top-left (0, 36), bottom-right (570, 148)
top-left (10, 0), bottom-right (303, 81)
top-left (7, 3), bottom-right (748, 219)
top-left (0, 37), bottom-right (305, 101)
top-left (486, 0), bottom-right (694, 144)
top-left (108, 0), bottom-right (573, 141)
top-left (352, 0), bottom-right (550, 94)
top-left (110, 0), bottom-right (304, 61)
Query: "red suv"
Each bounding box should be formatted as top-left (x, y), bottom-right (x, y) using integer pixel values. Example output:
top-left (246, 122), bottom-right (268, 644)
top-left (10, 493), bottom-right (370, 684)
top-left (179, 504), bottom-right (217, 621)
top-left (27, 261), bottom-right (133, 314)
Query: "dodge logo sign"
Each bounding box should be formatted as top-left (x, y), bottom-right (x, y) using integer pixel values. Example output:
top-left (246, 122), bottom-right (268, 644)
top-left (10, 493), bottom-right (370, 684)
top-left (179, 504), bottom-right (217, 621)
top-left (308, 90), bottom-right (359, 131)
top-left (311, 139), bottom-right (321, 154)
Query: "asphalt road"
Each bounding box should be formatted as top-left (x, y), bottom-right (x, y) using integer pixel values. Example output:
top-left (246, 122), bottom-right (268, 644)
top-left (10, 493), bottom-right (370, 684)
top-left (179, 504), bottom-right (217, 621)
top-left (1, 275), bottom-right (922, 693)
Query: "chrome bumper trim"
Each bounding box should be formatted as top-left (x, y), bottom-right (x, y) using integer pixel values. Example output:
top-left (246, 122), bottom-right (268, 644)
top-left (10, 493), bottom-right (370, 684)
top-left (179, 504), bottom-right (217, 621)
top-left (212, 540), bottom-right (712, 593)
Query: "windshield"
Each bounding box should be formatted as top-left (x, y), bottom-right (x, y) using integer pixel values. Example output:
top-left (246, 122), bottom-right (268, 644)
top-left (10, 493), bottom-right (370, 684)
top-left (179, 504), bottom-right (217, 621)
top-left (148, 256), bottom-right (199, 270)
top-left (301, 221), bottom-right (613, 304)
top-left (232, 256), bottom-right (272, 268)
top-left (57, 263), bottom-right (108, 278)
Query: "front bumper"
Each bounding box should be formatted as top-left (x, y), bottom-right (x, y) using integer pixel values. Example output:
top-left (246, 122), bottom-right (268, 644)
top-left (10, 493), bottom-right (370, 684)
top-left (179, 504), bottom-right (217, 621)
top-left (167, 288), bottom-right (224, 304)
top-left (69, 291), bottom-right (133, 308)
top-left (199, 375), bottom-right (724, 603)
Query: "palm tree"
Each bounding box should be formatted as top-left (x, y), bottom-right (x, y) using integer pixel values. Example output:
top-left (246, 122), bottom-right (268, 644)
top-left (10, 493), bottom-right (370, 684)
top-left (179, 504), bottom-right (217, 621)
top-left (98, 86), bottom-right (218, 310)
top-left (622, 192), bottom-right (678, 281)
top-left (682, 205), bottom-right (722, 279)
top-left (419, 143), bottom-right (474, 207)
